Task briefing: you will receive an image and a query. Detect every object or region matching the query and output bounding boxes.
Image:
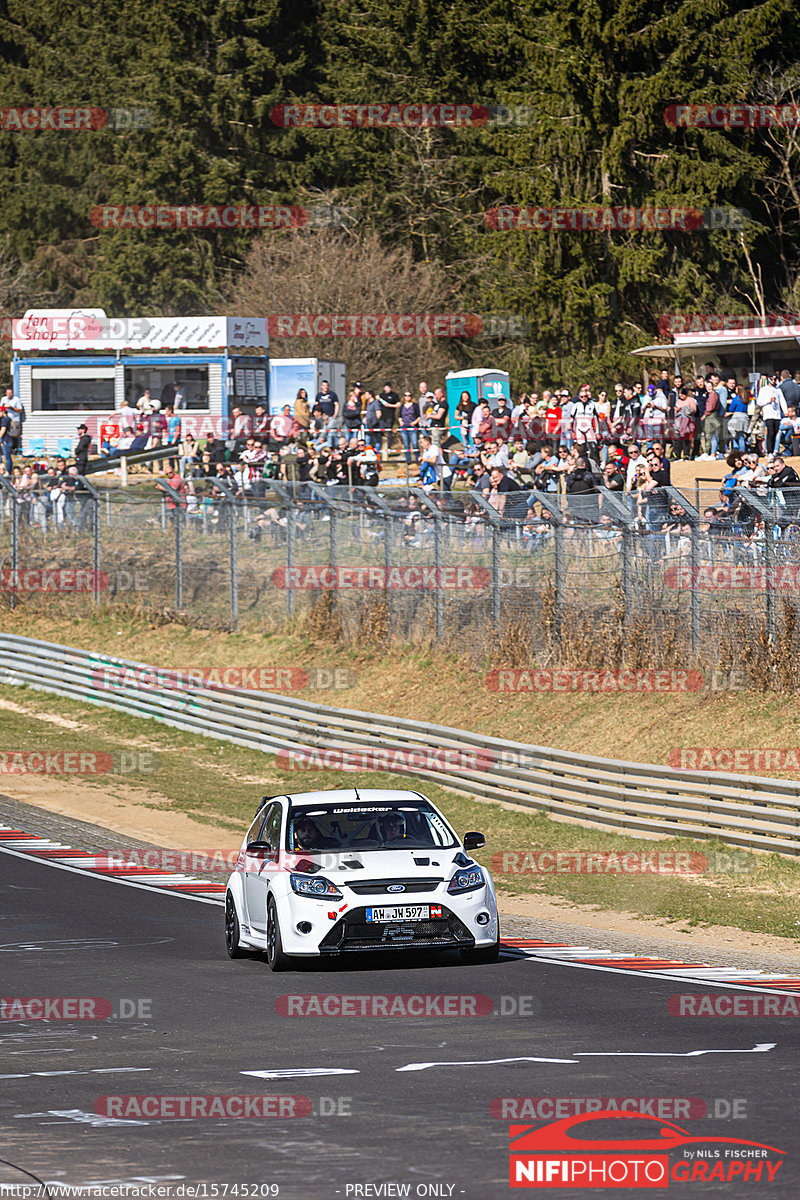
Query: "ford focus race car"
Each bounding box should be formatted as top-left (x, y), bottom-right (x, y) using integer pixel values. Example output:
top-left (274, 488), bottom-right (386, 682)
top-left (224, 788), bottom-right (499, 969)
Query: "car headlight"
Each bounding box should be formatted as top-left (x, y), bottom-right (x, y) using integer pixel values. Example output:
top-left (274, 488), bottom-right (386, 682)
top-left (447, 866), bottom-right (485, 894)
top-left (290, 873), bottom-right (343, 900)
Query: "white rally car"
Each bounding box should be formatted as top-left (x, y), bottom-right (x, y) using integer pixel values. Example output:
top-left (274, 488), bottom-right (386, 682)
top-left (224, 788), bottom-right (499, 969)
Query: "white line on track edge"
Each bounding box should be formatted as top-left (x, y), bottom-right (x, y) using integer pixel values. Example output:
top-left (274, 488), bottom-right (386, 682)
top-left (0, 845), bottom-right (224, 905)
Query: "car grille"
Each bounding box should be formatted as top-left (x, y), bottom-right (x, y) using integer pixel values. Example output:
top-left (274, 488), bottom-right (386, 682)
top-left (319, 907), bottom-right (473, 952)
top-left (345, 878), bottom-right (442, 895)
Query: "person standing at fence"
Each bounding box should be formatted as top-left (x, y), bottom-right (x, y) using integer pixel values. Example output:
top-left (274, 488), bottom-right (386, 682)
top-left (757, 373), bottom-right (787, 455)
top-left (429, 387), bottom-right (449, 447)
top-left (724, 378), bottom-right (748, 454)
top-left (380, 382), bottom-right (401, 452)
top-left (0, 405), bottom-right (13, 473)
top-left (399, 391), bottom-right (421, 463)
top-left (314, 380), bottom-right (339, 425)
top-left (164, 405), bottom-right (182, 472)
top-left (74, 424), bottom-right (92, 475)
top-left (363, 391), bottom-right (384, 451)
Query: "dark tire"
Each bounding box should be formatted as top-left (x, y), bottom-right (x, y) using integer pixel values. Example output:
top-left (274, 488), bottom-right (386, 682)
top-left (266, 896), bottom-right (290, 971)
top-left (225, 893), bottom-right (247, 959)
top-left (461, 923), bottom-right (500, 964)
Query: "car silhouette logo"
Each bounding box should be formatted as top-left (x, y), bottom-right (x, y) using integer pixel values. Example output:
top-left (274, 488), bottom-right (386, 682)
top-left (510, 1112), bottom-right (785, 1154)
top-left (387, 884), bottom-right (405, 893)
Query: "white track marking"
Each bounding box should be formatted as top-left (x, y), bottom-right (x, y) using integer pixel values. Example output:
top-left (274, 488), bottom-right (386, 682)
top-left (0, 846), bottom-right (223, 905)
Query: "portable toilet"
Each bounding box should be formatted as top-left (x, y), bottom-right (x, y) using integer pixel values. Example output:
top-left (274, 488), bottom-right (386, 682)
top-left (445, 368), bottom-right (510, 413)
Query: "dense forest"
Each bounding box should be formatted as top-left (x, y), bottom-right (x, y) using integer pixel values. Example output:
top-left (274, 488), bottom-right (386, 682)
top-left (1, 0), bottom-right (799, 386)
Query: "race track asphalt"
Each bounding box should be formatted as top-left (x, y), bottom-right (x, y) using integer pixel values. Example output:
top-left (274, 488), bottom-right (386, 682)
top-left (1, 849), bottom-right (798, 1198)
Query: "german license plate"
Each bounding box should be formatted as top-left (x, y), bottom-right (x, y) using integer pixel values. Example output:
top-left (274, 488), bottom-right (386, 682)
top-left (366, 905), bottom-right (430, 922)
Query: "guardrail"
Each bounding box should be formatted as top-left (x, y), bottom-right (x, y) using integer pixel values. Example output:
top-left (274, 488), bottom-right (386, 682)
top-left (2, 633), bottom-right (799, 857)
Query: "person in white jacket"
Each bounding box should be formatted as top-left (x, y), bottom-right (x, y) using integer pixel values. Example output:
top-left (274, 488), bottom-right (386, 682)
top-left (757, 372), bottom-right (787, 454)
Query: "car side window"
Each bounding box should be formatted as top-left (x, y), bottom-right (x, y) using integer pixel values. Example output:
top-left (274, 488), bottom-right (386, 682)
top-left (262, 804), bottom-right (283, 851)
top-left (246, 811), bottom-right (265, 846)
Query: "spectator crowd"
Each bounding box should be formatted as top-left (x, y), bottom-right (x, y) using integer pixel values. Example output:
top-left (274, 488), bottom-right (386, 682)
top-left (3, 368), bottom-right (800, 536)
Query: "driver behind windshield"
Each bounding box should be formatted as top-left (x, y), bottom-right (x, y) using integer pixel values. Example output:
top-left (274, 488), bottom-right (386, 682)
top-left (292, 814), bottom-right (338, 851)
top-left (378, 812), bottom-right (406, 843)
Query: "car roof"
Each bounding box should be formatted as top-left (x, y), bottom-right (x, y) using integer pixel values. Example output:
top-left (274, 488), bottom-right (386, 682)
top-left (283, 788), bottom-right (428, 807)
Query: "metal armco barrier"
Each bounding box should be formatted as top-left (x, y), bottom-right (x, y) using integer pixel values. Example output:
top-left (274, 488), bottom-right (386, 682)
top-left (2, 635), bottom-right (800, 857)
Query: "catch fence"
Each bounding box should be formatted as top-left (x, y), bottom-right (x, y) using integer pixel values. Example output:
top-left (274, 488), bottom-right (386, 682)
top-left (2, 478), bottom-right (800, 658)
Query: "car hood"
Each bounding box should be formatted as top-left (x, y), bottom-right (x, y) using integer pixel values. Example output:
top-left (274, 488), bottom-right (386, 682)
top-left (294, 848), bottom-right (463, 882)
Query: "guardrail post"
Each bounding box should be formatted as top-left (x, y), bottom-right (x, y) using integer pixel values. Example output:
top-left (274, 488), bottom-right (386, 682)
top-left (286, 504), bottom-right (296, 618)
top-left (491, 524), bottom-right (501, 623)
top-left (228, 498), bottom-right (238, 630)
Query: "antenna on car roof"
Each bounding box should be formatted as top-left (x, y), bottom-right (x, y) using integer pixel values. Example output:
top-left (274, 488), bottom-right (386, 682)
top-left (353, 786), bottom-right (362, 802)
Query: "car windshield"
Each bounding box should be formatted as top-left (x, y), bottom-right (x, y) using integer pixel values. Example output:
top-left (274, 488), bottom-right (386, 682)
top-left (287, 802), bottom-right (458, 852)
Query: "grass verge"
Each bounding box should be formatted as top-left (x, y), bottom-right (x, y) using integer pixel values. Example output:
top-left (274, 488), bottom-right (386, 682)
top-left (2, 682), bottom-right (800, 942)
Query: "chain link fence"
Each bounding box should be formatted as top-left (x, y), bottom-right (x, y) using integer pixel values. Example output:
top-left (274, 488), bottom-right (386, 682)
top-left (3, 478), bottom-right (800, 664)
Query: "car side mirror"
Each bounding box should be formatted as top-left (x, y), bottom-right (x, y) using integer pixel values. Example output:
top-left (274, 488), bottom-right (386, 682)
top-left (463, 832), bottom-right (485, 851)
top-left (246, 841), bottom-right (273, 853)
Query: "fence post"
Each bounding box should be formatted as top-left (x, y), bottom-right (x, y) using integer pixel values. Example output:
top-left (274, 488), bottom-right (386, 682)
top-left (433, 510), bottom-right (444, 639)
top-left (765, 510), bottom-right (777, 642)
top-left (689, 523), bottom-right (700, 653)
top-left (160, 496), bottom-right (166, 531)
top-left (93, 494), bottom-right (101, 605)
top-left (4, 481), bottom-right (19, 612)
top-left (329, 507), bottom-right (338, 605)
top-left (621, 524), bottom-right (634, 624)
top-left (491, 523), bottom-right (501, 624)
top-left (228, 498), bottom-right (238, 630)
top-left (175, 509), bottom-right (183, 610)
top-left (286, 504), bottom-right (296, 618)
top-left (553, 521), bottom-right (564, 641)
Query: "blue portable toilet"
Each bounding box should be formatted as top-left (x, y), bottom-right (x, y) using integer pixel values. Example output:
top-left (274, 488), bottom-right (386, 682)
top-left (445, 368), bottom-right (511, 413)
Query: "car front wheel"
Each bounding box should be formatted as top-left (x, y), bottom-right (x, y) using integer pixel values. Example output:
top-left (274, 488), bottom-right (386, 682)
top-left (461, 926), bottom-right (500, 964)
top-left (225, 893), bottom-right (247, 959)
top-left (266, 896), bottom-right (289, 971)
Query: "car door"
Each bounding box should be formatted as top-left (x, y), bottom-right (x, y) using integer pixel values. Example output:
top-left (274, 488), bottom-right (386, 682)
top-left (243, 802), bottom-right (282, 934)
